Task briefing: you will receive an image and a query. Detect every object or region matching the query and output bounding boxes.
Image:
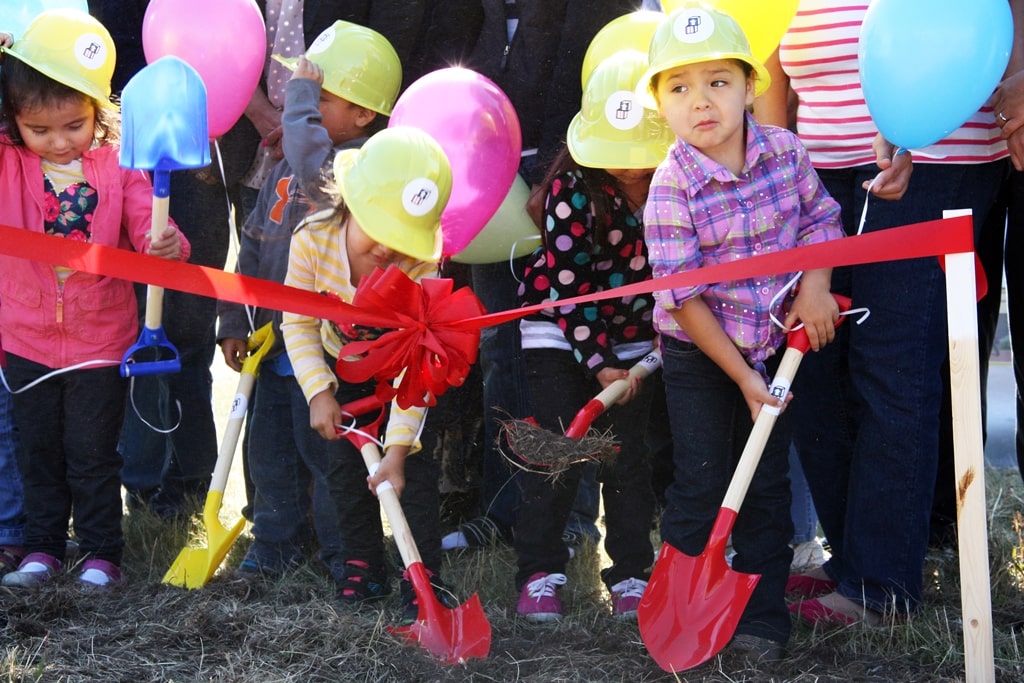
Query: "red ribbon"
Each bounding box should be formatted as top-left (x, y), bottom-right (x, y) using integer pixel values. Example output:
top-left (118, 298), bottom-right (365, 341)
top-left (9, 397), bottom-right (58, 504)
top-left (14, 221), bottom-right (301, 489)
top-left (332, 266), bottom-right (485, 409)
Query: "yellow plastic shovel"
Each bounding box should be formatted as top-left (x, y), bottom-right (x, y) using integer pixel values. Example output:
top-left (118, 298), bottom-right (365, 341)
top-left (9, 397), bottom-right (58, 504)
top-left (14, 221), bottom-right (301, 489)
top-left (163, 322), bottom-right (275, 588)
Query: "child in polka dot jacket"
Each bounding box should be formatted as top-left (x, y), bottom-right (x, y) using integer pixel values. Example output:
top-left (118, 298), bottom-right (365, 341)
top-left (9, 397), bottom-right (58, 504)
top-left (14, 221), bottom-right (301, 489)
top-left (510, 48), bottom-right (677, 622)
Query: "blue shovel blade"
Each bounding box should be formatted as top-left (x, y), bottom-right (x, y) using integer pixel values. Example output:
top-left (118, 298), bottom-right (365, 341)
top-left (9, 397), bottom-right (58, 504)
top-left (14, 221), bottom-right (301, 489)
top-left (120, 55), bottom-right (211, 172)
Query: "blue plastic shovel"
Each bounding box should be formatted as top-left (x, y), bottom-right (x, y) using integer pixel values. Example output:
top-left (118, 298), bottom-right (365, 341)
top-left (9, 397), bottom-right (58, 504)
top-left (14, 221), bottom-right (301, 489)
top-left (119, 56), bottom-right (210, 377)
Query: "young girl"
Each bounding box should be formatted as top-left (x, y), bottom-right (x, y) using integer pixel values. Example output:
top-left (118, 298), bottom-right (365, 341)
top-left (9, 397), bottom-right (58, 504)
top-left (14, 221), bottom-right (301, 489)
top-left (280, 125), bottom-right (457, 624)
top-left (636, 4), bottom-right (844, 659)
top-left (0, 10), bottom-right (190, 588)
top-left (512, 49), bottom-right (674, 622)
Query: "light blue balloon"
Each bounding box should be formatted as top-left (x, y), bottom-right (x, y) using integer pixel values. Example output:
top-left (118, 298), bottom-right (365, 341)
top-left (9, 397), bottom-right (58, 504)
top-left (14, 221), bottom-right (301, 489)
top-left (859, 0), bottom-right (1012, 150)
top-left (0, 0), bottom-right (89, 39)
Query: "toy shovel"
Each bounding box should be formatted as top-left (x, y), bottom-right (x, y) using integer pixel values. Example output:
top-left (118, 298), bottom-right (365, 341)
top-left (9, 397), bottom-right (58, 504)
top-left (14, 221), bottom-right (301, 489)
top-left (164, 322), bottom-right (275, 588)
top-left (337, 396), bottom-right (491, 664)
top-left (638, 294), bottom-right (850, 673)
top-left (119, 56), bottom-right (211, 377)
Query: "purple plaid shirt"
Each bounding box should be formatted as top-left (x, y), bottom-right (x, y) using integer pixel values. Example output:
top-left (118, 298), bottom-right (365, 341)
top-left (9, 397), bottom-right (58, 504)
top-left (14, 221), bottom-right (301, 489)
top-left (644, 114), bottom-right (844, 366)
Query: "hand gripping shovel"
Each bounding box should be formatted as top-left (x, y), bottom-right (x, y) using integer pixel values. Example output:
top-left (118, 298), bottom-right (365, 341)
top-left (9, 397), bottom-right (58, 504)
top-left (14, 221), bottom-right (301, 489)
top-left (503, 349), bottom-right (662, 472)
top-left (118, 56), bottom-right (211, 377)
top-left (337, 396), bottom-right (491, 664)
top-left (163, 322), bottom-right (275, 588)
top-left (638, 295), bottom-right (850, 672)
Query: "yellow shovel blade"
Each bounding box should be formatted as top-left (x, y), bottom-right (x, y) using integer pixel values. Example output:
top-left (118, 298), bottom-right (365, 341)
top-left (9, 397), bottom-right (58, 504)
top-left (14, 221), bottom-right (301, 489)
top-left (162, 490), bottom-right (245, 589)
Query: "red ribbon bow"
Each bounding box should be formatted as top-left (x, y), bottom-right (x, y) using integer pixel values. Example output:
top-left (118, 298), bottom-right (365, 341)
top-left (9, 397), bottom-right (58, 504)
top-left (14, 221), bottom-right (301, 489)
top-left (333, 265), bottom-right (485, 409)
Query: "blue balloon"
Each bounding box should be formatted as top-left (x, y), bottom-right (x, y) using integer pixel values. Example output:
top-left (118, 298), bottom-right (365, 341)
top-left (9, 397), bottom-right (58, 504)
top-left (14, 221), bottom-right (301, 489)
top-left (0, 0), bottom-right (89, 39)
top-left (859, 0), bottom-right (1012, 150)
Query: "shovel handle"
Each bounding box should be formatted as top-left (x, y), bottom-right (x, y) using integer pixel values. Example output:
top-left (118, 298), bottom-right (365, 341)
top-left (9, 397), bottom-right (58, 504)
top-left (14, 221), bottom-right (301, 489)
top-left (143, 191), bottom-right (170, 330)
top-left (564, 348), bottom-right (662, 439)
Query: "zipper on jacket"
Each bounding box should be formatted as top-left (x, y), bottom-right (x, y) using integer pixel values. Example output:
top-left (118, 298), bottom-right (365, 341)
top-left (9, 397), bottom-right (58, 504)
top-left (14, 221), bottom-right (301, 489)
top-left (55, 288), bottom-right (63, 324)
top-left (501, 42), bottom-right (511, 71)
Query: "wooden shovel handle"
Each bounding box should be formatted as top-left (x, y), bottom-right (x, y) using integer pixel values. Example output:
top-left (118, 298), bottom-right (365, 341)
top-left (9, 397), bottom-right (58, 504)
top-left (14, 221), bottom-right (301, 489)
top-left (564, 349), bottom-right (663, 439)
top-left (361, 442), bottom-right (423, 568)
top-left (142, 195), bottom-right (170, 330)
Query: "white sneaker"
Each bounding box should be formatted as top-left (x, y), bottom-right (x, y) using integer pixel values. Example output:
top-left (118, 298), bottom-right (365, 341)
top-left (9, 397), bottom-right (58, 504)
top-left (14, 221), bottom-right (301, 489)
top-left (790, 537), bottom-right (830, 572)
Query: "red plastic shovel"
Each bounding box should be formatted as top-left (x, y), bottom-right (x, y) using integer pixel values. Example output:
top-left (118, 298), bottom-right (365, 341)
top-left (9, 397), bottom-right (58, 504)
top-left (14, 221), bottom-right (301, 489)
top-left (638, 295), bottom-right (850, 673)
top-left (336, 396), bottom-right (491, 664)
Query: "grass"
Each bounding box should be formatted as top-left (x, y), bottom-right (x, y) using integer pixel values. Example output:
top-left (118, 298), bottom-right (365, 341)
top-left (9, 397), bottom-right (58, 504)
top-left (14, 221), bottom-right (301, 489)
top-left (0, 470), bottom-right (1021, 682)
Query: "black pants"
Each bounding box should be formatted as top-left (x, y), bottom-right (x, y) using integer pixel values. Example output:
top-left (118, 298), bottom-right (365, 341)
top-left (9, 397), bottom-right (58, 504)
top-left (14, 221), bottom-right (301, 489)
top-left (514, 347), bottom-right (655, 590)
top-left (6, 355), bottom-right (126, 565)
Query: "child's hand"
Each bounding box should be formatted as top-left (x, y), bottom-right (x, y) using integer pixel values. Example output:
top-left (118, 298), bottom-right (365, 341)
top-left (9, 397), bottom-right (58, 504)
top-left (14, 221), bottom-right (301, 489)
top-left (738, 366), bottom-right (790, 422)
top-left (291, 56), bottom-right (324, 85)
top-left (784, 271), bottom-right (839, 352)
top-left (218, 338), bottom-right (247, 372)
top-left (309, 389), bottom-right (343, 440)
top-left (0, 33), bottom-right (13, 49)
top-left (368, 446), bottom-right (409, 498)
top-left (147, 225), bottom-right (183, 260)
top-left (596, 366), bottom-right (638, 405)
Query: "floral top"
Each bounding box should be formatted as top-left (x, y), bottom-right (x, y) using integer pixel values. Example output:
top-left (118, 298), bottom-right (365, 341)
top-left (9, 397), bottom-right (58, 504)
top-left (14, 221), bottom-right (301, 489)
top-left (518, 170), bottom-right (655, 375)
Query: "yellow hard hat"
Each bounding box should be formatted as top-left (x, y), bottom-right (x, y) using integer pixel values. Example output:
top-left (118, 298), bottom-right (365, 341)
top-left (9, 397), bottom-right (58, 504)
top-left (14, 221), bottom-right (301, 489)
top-left (581, 10), bottom-right (664, 88)
top-left (568, 49), bottom-right (675, 169)
top-left (635, 2), bottom-right (771, 109)
top-left (333, 126), bottom-right (452, 262)
top-left (1, 8), bottom-right (116, 107)
top-left (274, 20), bottom-right (401, 115)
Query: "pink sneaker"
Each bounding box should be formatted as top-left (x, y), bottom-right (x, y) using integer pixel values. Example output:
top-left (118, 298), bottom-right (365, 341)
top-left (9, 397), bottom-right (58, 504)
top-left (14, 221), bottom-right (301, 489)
top-left (609, 577), bottom-right (647, 620)
top-left (1, 552), bottom-right (61, 587)
top-left (78, 559), bottom-right (124, 588)
top-left (516, 572), bottom-right (566, 622)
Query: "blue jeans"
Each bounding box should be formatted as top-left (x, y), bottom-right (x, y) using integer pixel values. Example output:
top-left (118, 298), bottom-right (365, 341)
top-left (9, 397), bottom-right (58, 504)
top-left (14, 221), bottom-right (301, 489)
top-left (788, 443), bottom-right (818, 545)
top-left (1007, 170), bottom-right (1024, 481)
top-left (660, 338), bottom-right (793, 644)
top-left (793, 161), bottom-right (1006, 613)
top-left (0, 381), bottom-right (25, 547)
top-left (244, 367), bottom-right (344, 579)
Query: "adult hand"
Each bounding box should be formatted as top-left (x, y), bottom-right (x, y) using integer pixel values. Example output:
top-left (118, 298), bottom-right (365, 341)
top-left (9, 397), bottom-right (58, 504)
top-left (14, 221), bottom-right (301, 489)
top-left (864, 133), bottom-right (912, 200)
top-left (993, 70), bottom-right (1024, 140)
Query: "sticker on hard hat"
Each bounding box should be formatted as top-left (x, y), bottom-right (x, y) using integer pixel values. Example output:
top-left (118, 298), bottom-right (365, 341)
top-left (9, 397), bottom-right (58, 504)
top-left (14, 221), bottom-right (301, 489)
top-left (605, 90), bottom-right (644, 131)
top-left (75, 33), bottom-right (109, 71)
top-left (673, 8), bottom-right (715, 44)
top-left (308, 26), bottom-right (336, 53)
top-left (402, 178), bottom-right (441, 217)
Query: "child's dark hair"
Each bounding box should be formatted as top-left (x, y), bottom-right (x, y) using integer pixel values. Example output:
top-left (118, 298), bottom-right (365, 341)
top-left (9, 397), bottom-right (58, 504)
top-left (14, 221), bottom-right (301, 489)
top-left (536, 145), bottom-right (620, 251)
top-left (650, 58), bottom-right (756, 98)
top-left (0, 55), bottom-right (119, 145)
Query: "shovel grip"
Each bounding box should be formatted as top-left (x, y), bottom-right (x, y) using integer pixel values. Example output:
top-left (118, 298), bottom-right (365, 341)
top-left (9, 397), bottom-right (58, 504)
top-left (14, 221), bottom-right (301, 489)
top-left (564, 348), bottom-right (662, 439)
top-left (120, 325), bottom-right (181, 377)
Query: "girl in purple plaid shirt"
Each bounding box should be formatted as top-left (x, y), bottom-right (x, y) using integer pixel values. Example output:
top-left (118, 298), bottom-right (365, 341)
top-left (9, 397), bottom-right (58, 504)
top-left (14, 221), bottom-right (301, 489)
top-left (635, 4), bottom-right (844, 660)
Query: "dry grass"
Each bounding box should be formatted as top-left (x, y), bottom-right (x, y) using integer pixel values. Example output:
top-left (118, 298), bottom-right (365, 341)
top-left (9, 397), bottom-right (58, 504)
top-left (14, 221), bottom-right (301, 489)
top-left (0, 470), bottom-right (1022, 682)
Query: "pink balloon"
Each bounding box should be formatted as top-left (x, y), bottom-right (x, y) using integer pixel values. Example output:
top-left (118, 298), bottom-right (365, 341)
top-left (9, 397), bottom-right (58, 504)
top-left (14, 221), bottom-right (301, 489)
top-left (389, 68), bottom-right (522, 257)
top-left (142, 0), bottom-right (265, 138)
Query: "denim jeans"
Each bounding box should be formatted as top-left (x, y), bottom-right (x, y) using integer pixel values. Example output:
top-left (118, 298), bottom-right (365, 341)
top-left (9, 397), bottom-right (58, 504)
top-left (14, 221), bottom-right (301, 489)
top-left (0, 381), bottom-right (25, 547)
top-left (792, 161), bottom-right (1006, 613)
top-left (788, 443), bottom-right (818, 545)
top-left (1007, 170), bottom-right (1024, 481)
top-left (6, 355), bottom-right (125, 564)
top-left (659, 338), bottom-right (793, 644)
top-left (514, 348), bottom-right (655, 590)
top-left (244, 367), bottom-right (344, 579)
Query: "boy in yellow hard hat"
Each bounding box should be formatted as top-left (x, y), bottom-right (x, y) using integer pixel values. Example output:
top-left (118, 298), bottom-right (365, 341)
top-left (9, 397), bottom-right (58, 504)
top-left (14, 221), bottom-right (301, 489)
top-left (636, 2), bottom-right (844, 661)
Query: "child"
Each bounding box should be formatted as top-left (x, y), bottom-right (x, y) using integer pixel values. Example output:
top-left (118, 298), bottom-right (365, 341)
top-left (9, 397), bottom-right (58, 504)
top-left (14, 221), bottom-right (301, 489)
top-left (281, 125), bottom-right (458, 624)
top-left (0, 10), bottom-right (189, 587)
top-left (512, 49), bottom-right (674, 622)
top-left (636, 3), bottom-right (844, 659)
top-left (217, 21), bottom-right (400, 584)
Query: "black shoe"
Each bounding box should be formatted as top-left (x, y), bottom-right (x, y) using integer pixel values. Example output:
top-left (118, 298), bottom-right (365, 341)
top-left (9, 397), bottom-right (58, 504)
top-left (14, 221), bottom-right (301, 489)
top-left (725, 634), bottom-right (786, 664)
top-left (399, 570), bottom-right (459, 626)
top-left (335, 560), bottom-right (390, 604)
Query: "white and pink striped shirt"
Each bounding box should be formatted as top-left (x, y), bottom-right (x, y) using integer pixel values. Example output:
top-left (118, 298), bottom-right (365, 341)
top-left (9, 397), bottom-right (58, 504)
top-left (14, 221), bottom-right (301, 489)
top-left (779, 0), bottom-right (1007, 167)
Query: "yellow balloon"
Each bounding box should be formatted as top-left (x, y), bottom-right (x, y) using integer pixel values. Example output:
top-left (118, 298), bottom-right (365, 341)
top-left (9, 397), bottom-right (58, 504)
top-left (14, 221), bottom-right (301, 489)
top-left (581, 10), bottom-right (665, 87)
top-left (451, 175), bottom-right (541, 264)
top-left (661, 0), bottom-right (798, 62)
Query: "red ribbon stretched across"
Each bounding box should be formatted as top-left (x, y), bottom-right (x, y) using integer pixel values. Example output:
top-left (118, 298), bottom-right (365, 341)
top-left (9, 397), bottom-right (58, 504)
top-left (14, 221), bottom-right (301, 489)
top-left (332, 266), bottom-right (485, 409)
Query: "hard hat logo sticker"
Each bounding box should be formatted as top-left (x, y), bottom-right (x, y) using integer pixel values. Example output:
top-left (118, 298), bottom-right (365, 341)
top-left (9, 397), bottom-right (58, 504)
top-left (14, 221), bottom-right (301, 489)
top-left (605, 90), bottom-right (643, 131)
top-left (674, 9), bottom-right (714, 44)
top-left (75, 33), bottom-right (108, 70)
top-left (402, 178), bottom-right (440, 217)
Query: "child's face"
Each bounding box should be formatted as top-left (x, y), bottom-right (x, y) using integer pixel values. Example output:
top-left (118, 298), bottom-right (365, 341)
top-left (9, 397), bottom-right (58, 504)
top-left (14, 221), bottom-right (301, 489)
top-left (320, 90), bottom-right (375, 146)
top-left (14, 97), bottom-right (96, 165)
top-left (654, 59), bottom-right (754, 166)
top-left (346, 214), bottom-right (400, 271)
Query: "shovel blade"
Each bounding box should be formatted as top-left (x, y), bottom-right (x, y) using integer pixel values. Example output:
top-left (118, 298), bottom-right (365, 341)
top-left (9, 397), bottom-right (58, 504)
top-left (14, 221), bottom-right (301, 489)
top-left (387, 562), bottom-right (491, 664)
top-left (120, 56), bottom-right (210, 172)
top-left (162, 491), bottom-right (245, 589)
top-left (638, 537), bottom-right (760, 672)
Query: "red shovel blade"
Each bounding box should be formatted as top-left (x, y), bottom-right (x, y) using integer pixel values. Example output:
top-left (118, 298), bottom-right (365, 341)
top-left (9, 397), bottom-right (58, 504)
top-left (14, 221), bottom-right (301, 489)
top-left (638, 510), bottom-right (760, 673)
top-left (387, 563), bottom-right (491, 664)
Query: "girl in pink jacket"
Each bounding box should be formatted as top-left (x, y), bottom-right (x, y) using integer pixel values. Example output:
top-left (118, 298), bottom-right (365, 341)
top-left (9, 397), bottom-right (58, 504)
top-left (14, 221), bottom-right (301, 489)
top-left (0, 12), bottom-right (190, 588)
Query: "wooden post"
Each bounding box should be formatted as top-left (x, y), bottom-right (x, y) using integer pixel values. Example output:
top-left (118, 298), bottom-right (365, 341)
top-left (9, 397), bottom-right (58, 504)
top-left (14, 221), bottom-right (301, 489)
top-left (942, 209), bottom-right (994, 683)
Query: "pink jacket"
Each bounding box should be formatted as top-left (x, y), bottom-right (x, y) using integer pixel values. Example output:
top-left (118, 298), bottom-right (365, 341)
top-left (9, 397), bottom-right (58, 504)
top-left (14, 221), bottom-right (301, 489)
top-left (0, 139), bottom-right (192, 369)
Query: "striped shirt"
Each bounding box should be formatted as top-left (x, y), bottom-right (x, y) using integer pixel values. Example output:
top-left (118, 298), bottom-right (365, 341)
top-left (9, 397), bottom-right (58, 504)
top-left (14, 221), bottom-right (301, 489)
top-left (281, 209), bottom-right (439, 449)
top-left (780, 0), bottom-right (1007, 167)
top-left (644, 114), bottom-right (844, 365)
